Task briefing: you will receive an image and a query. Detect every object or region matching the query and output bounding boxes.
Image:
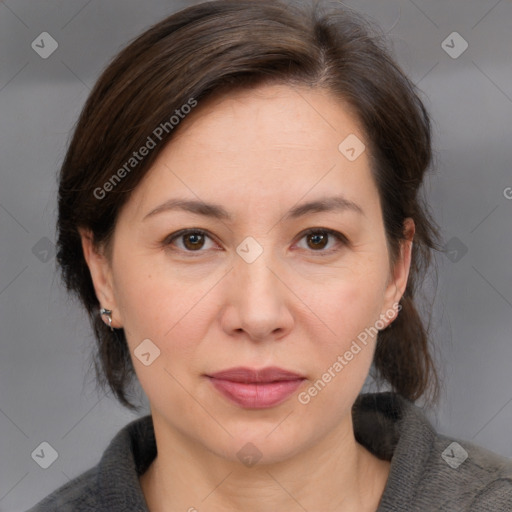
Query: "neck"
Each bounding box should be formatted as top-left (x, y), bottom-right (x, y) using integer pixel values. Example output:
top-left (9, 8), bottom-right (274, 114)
top-left (140, 409), bottom-right (390, 512)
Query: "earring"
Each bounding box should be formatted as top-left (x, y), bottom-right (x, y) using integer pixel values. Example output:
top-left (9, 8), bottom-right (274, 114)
top-left (100, 307), bottom-right (114, 332)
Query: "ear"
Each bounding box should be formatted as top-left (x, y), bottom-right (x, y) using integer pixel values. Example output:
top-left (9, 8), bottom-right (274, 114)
top-left (79, 228), bottom-right (122, 329)
top-left (379, 217), bottom-right (415, 327)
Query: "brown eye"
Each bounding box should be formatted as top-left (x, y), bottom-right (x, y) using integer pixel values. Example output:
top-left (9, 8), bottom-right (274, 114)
top-left (182, 232), bottom-right (205, 250)
top-left (306, 231), bottom-right (329, 250)
top-left (164, 229), bottom-right (217, 253)
top-left (296, 228), bottom-right (348, 255)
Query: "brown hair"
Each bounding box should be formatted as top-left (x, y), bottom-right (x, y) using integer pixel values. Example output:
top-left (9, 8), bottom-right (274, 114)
top-left (56, 0), bottom-right (441, 409)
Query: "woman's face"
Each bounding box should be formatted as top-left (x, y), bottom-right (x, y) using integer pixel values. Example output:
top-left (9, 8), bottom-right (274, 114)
top-left (83, 83), bottom-right (413, 464)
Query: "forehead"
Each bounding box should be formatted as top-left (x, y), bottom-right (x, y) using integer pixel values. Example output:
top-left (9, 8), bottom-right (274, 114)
top-left (171, 83), bottom-right (365, 152)
top-left (127, 83), bottom-right (378, 220)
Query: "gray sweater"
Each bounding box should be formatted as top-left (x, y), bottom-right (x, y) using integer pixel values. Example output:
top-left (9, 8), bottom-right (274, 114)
top-left (26, 392), bottom-right (512, 511)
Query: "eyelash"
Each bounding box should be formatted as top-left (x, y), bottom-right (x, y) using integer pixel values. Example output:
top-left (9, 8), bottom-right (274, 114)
top-left (162, 227), bottom-right (348, 257)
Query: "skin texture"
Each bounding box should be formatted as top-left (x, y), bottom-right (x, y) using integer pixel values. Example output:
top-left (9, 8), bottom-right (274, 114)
top-left (80, 84), bottom-right (414, 512)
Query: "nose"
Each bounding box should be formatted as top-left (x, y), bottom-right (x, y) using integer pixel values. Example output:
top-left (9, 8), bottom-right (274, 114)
top-left (219, 250), bottom-right (295, 342)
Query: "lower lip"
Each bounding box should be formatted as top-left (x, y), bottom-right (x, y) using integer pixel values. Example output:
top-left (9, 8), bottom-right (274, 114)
top-left (208, 377), bottom-right (305, 409)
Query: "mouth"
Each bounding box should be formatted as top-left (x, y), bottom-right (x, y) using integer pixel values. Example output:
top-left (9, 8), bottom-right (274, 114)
top-left (205, 366), bottom-right (306, 409)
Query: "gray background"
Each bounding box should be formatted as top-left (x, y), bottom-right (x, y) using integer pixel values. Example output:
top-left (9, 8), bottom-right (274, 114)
top-left (1, 0), bottom-right (511, 510)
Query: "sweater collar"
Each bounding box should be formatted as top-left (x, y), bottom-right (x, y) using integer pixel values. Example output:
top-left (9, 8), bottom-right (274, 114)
top-left (96, 411), bottom-right (156, 511)
top-left (95, 392), bottom-right (435, 511)
top-left (354, 393), bottom-right (437, 510)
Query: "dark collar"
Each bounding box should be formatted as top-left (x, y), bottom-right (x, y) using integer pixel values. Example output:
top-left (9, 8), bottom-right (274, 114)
top-left (95, 392), bottom-right (435, 511)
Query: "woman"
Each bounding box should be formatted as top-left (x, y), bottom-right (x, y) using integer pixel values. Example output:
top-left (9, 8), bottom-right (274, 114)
top-left (28, 0), bottom-right (512, 511)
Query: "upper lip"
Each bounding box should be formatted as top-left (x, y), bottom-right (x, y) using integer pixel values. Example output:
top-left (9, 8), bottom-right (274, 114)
top-left (207, 366), bottom-right (305, 383)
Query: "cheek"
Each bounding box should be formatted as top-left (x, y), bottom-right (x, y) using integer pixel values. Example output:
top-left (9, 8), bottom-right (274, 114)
top-left (293, 280), bottom-right (384, 415)
top-left (302, 283), bottom-right (381, 373)
top-left (297, 256), bottom-right (388, 338)
top-left (113, 266), bottom-right (211, 407)
top-left (291, 256), bottom-right (389, 389)
top-left (112, 254), bottom-right (220, 371)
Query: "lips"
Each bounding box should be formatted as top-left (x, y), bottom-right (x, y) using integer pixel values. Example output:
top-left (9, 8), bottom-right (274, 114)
top-left (206, 366), bottom-right (306, 409)
top-left (207, 366), bottom-right (305, 383)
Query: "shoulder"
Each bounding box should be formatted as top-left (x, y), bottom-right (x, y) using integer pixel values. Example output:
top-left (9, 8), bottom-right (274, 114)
top-left (397, 395), bottom-right (512, 510)
top-left (357, 393), bottom-right (512, 511)
top-left (25, 414), bottom-right (155, 512)
top-left (25, 467), bottom-right (99, 512)
top-left (424, 432), bottom-right (512, 509)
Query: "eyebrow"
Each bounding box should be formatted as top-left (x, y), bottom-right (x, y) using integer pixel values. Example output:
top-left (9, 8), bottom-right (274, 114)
top-left (143, 195), bottom-right (365, 222)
